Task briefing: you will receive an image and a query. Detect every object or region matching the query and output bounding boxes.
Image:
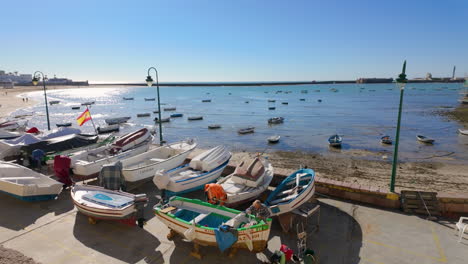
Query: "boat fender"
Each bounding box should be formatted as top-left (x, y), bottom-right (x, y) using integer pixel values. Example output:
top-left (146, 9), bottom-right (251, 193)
top-left (184, 219), bottom-right (197, 241)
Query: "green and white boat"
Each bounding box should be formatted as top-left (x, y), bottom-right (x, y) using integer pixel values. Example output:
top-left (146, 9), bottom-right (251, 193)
top-left (154, 196), bottom-right (272, 253)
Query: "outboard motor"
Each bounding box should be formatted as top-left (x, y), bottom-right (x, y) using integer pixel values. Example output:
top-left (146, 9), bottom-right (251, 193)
top-left (54, 155), bottom-right (73, 187)
top-left (134, 194), bottom-right (148, 228)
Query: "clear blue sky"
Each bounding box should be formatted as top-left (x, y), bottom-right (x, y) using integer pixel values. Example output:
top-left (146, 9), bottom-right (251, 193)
top-left (1, 0), bottom-right (467, 83)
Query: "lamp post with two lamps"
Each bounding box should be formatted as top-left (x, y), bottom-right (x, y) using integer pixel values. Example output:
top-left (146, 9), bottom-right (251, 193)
top-left (146, 67), bottom-right (164, 145)
top-left (32, 71), bottom-right (51, 131)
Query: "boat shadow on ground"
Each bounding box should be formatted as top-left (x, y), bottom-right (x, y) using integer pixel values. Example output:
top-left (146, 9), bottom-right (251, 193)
top-left (72, 213), bottom-right (163, 263)
top-left (167, 200), bottom-right (363, 264)
top-left (0, 189), bottom-right (74, 231)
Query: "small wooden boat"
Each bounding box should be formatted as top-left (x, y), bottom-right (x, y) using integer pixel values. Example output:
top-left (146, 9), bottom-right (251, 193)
top-left (268, 99), bottom-right (276, 102)
top-left (170, 113), bottom-right (183, 118)
top-left (164, 107), bottom-right (176, 111)
top-left (123, 97), bottom-right (134, 100)
top-left (268, 107), bottom-right (276, 110)
top-left (245, 101), bottom-right (249, 104)
top-left (154, 196), bottom-right (272, 253)
top-left (0, 161), bottom-right (62, 201)
top-left (238, 127), bottom-right (255, 134)
top-left (299, 98), bottom-right (306, 101)
top-left (81, 101), bottom-right (95, 106)
top-left (144, 98), bottom-right (156, 101)
top-left (155, 117), bottom-right (170, 123)
top-left (97, 124), bottom-right (119, 134)
top-left (71, 106), bottom-right (80, 110)
top-left (318, 99), bottom-right (322, 102)
top-left (137, 113), bottom-right (151, 118)
top-left (56, 122), bottom-right (72, 128)
top-left (49, 100), bottom-right (60, 105)
top-left (268, 117), bottom-right (284, 124)
top-left (282, 102), bottom-right (288, 105)
top-left (328, 134), bottom-right (342, 147)
top-left (71, 185), bottom-right (148, 227)
top-left (188, 116), bottom-right (203, 121)
top-left (458, 98), bottom-right (468, 104)
top-left (417, 135), bottom-right (434, 144)
top-left (153, 145), bottom-right (231, 196)
top-left (459, 129), bottom-right (468, 136)
top-left (265, 168), bottom-right (315, 216)
top-left (208, 124), bottom-right (221, 129)
top-left (202, 99), bottom-right (211, 103)
top-left (105, 116), bottom-right (131, 125)
top-left (217, 156), bottom-right (273, 207)
top-left (121, 140), bottom-right (197, 183)
top-left (380, 135), bottom-right (392, 145)
top-left (268, 135), bottom-right (280, 143)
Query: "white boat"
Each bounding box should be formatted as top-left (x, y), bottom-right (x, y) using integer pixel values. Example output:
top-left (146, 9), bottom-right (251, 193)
top-left (0, 161), bottom-right (62, 201)
top-left (238, 127), bottom-right (255, 134)
top-left (268, 135), bottom-right (280, 143)
top-left (105, 116), bottom-right (131, 125)
top-left (216, 157), bottom-right (273, 207)
top-left (268, 117), bottom-right (284, 124)
top-left (122, 140), bottom-right (197, 182)
top-left (71, 185), bottom-right (148, 227)
top-left (72, 128), bottom-right (152, 179)
top-left (0, 130), bottom-right (21, 140)
top-left (154, 196), bottom-right (272, 253)
top-left (265, 168), bottom-right (315, 216)
top-left (417, 135), bottom-right (434, 144)
top-left (153, 146), bottom-right (231, 196)
top-left (328, 134), bottom-right (342, 147)
top-left (459, 129), bottom-right (468, 136)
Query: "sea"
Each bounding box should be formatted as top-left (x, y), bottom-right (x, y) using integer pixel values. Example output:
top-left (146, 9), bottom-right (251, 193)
top-left (15, 83), bottom-right (468, 163)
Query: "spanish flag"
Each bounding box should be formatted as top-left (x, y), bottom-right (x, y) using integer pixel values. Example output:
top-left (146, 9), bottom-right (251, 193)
top-left (76, 109), bottom-right (92, 126)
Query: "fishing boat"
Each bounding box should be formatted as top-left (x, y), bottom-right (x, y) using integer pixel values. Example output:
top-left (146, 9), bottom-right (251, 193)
top-left (216, 156), bottom-right (273, 207)
top-left (170, 113), bottom-right (183, 118)
top-left (154, 196), bottom-right (272, 253)
top-left (49, 100), bottom-right (60, 105)
top-left (121, 140), bottom-right (197, 183)
top-left (318, 99), bottom-right (322, 102)
top-left (202, 99), bottom-right (211, 103)
top-left (328, 134), bottom-right (342, 147)
top-left (281, 102), bottom-right (288, 105)
top-left (268, 135), bottom-right (280, 143)
top-left (123, 97), bottom-right (134, 100)
top-left (417, 135), bottom-right (435, 144)
top-left (72, 128), bottom-right (152, 179)
top-left (56, 122), bottom-right (72, 127)
top-left (71, 106), bottom-right (80, 110)
top-left (137, 113), bottom-right (151, 117)
top-left (0, 120), bottom-right (27, 131)
top-left (105, 116), bottom-right (131, 125)
top-left (81, 101), bottom-right (95, 106)
top-left (265, 168), bottom-right (315, 216)
top-left (155, 117), bottom-right (170, 123)
top-left (97, 124), bottom-right (119, 134)
top-left (380, 135), bottom-right (392, 145)
top-left (268, 107), bottom-right (276, 110)
top-left (153, 145), bottom-right (231, 196)
top-left (459, 129), bottom-right (468, 136)
top-left (300, 98), bottom-right (306, 101)
top-left (144, 98), bottom-right (156, 101)
top-left (208, 124), bottom-right (221, 129)
top-left (268, 99), bottom-right (276, 102)
top-left (164, 107), bottom-right (176, 111)
top-left (19, 133), bottom-right (99, 158)
top-left (188, 116), bottom-right (203, 121)
top-left (238, 127), bottom-right (255, 134)
top-left (0, 161), bottom-right (62, 201)
top-left (0, 130), bottom-right (21, 140)
top-left (71, 185), bottom-right (148, 227)
top-left (245, 101), bottom-right (249, 104)
top-left (268, 117), bottom-right (284, 124)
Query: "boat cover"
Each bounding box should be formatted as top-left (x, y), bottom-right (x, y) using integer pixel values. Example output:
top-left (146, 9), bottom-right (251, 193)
top-left (26, 127), bottom-right (39, 134)
top-left (189, 145), bottom-right (230, 172)
top-left (82, 191), bottom-right (133, 208)
top-left (231, 157), bottom-right (265, 187)
top-left (20, 134), bottom-right (98, 156)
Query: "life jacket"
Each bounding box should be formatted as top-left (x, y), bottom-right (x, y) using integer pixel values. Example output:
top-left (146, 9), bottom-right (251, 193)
top-left (204, 183), bottom-right (227, 206)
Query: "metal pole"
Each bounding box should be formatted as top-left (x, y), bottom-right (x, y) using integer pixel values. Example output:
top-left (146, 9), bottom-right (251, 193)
top-left (390, 87), bottom-right (404, 192)
top-left (34, 71), bottom-right (51, 131)
top-left (86, 105), bottom-right (98, 135)
top-left (148, 67), bottom-right (164, 145)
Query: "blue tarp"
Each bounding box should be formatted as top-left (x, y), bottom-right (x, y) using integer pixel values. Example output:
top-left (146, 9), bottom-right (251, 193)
top-left (214, 225), bottom-right (238, 252)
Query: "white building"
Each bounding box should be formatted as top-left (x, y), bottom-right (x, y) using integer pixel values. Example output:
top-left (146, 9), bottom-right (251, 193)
top-left (0, 70), bottom-right (32, 84)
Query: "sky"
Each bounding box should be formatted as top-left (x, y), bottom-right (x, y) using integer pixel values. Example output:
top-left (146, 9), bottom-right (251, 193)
top-left (0, 0), bottom-right (467, 83)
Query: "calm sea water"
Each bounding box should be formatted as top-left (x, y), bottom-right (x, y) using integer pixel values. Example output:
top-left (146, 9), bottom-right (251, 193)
top-left (16, 83), bottom-right (468, 163)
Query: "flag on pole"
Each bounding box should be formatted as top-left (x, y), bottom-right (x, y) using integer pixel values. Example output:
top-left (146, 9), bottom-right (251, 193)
top-left (76, 109), bottom-right (92, 126)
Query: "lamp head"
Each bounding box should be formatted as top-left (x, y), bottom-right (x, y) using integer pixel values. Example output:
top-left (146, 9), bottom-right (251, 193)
top-left (396, 60), bottom-right (407, 90)
top-left (146, 75), bottom-right (153, 87)
top-left (32, 76), bottom-right (39, 86)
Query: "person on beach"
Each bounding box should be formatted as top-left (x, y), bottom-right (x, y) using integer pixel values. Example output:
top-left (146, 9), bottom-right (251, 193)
top-left (246, 200), bottom-right (270, 221)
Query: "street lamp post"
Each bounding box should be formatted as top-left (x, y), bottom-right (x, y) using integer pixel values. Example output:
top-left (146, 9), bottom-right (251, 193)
top-left (390, 61), bottom-right (407, 192)
top-left (32, 71), bottom-right (51, 131)
top-left (146, 67), bottom-right (164, 145)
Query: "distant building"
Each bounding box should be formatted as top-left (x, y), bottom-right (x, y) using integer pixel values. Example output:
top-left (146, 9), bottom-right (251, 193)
top-left (0, 70), bottom-right (32, 84)
top-left (356, 78), bottom-right (393, 84)
top-left (425, 73), bottom-right (432, 80)
top-left (0, 81), bottom-right (14, 89)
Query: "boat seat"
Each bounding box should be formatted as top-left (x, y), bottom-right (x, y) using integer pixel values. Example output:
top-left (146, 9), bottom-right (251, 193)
top-left (269, 193), bottom-right (299, 205)
top-left (150, 158), bottom-right (165, 163)
top-left (277, 185), bottom-right (308, 197)
top-left (193, 213), bottom-right (209, 223)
